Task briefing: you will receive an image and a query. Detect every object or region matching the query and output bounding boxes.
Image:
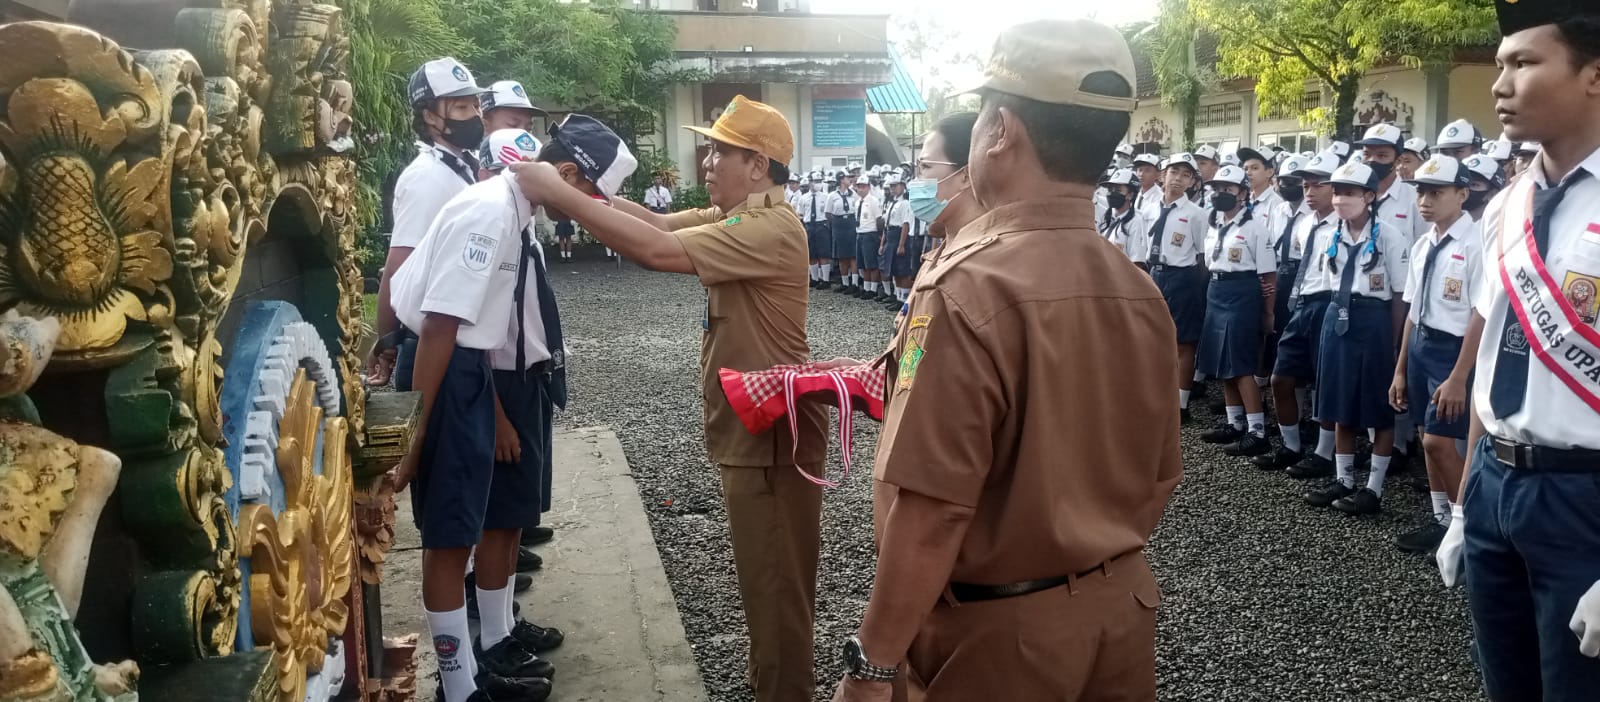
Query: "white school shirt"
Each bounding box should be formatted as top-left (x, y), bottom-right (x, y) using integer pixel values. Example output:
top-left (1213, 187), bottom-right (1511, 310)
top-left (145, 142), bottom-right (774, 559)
top-left (1093, 188), bottom-right (1109, 224)
top-left (1375, 179), bottom-right (1426, 245)
top-left (644, 185), bottom-right (673, 210)
top-left (1203, 211), bottom-right (1277, 274)
top-left (1266, 200), bottom-right (1313, 262)
top-left (1402, 214), bottom-right (1482, 337)
top-left (786, 187), bottom-right (804, 208)
top-left (1472, 146), bottom-right (1600, 449)
top-left (1136, 184), bottom-right (1163, 221)
top-left (1249, 187), bottom-right (1283, 223)
top-left (797, 191), bottom-right (827, 224)
top-left (1293, 211), bottom-right (1341, 296)
top-left (1099, 208), bottom-right (1151, 263)
top-left (826, 189), bottom-right (854, 218)
top-left (390, 144), bottom-right (476, 248)
top-left (886, 198), bottom-right (914, 234)
top-left (488, 190), bottom-right (554, 372)
top-left (1145, 196), bottom-right (1210, 267)
top-left (390, 171), bottom-right (529, 350)
top-left (1299, 218), bottom-right (1411, 302)
top-left (854, 194), bottom-right (883, 234)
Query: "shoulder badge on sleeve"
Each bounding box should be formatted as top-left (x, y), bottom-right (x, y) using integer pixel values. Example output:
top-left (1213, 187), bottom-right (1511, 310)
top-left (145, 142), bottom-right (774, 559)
top-left (721, 215), bottom-right (742, 228)
top-left (462, 233), bottom-right (497, 272)
top-left (897, 315), bottom-right (932, 391)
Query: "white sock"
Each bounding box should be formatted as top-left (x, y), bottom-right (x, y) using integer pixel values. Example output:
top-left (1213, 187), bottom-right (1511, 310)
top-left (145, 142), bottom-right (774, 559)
top-left (1368, 427), bottom-right (1377, 442)
top-left (477, 585), bottom-right (512, 649)
top-left (1430, 491), bottom-right (1450, 524)
top-left (1247, 412), bottom-right (1266, 437)
top-left (1316, 428), bottom-right (1335, 460)
top-left (1226, 405), bottom-right (1245, 429)
top-left (606, 247), bottom-right (615, 256)
top-left (851, 273), bottom-right (861, 286)
top-left (883, 281), bottom-right (894, 294)
top-left (1443, 502), bottom-right (1458, 527)
top-left (1280, 424), bottom-right (1301, 452)
top-left (502, 583), bottom-right (517, 632)
top-left (427, 606), bottom-right (477, 702)
top-left (1367, 454), bottom-right (1391, 497)
top-left (1179, 389), bottom-right (1192, 410)
top-left (1336, 453), bottom-right (1356, 488)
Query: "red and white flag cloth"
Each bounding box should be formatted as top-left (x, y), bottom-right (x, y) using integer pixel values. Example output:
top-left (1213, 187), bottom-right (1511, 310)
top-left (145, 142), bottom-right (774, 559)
top-left (719, 360), bottom-right (886, 488)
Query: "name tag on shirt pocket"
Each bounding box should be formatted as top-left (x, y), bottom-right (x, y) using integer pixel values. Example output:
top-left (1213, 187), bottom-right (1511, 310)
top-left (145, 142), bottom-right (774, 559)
top-left (1228, 247), bottom-right (1243, 263)
top-left (1443, 277), bottom-right (1463, 302)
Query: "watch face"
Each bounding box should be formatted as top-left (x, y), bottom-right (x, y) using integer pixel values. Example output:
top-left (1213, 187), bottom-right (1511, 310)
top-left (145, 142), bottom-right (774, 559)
top-left (842, 637), bottom-right (864, 671)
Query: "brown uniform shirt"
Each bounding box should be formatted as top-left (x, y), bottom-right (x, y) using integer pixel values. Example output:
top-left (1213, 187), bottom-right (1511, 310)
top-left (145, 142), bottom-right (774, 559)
top-left (873, 197), bottom-right (1183, 584)
top-left (668, 187), bottom-right (827, 467)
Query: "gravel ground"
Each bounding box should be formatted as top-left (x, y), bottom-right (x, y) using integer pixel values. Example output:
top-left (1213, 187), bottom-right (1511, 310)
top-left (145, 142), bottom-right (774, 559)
top-left (550, 258), bottom-right (1486, 702)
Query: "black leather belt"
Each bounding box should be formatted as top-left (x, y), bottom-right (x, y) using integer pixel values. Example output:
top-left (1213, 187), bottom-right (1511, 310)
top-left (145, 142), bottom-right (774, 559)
top-left (1300, 291), bottom-right (1332, 305)
top-left (1211, 271), bottom-right (1256, 282)
top-left (1417, 325), bottom-right (1463, 342)
top-left (1150, 264), bottom-right (1195, 274)
top-left (1492, 437), bottom-right (1600, 473)
top-left (948, 553), bottom-right (1133, 603)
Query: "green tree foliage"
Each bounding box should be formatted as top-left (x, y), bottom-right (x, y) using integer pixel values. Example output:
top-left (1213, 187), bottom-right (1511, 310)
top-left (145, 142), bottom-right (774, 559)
top-left (1129, 1), bottom-right (1215, 150)
top-left (1180, 0), bottom-right (1496, 139)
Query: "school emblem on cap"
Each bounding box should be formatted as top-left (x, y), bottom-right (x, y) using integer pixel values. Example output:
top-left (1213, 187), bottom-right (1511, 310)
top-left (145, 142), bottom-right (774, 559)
top-left (512, 84), bottom-right (526, 98)
top-left (897, 315), bottom-right (931, 391)
top-left (1446, 126), bottom-right (1459, 137)
top-left (451, 64), bottom-right (468, 81)
top-left (1564, 271), bottom-right (1600, 325)
top-left (462, 233), bottom-right (497, 272)
top-left (515, 132), bottom-right (537, 152)
top-left (1422, 160), bottom-right (1440, 175)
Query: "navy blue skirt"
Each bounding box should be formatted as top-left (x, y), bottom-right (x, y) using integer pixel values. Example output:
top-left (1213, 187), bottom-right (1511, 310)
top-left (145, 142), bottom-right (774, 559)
top-left (1273, 291), bottom-right (1332, 380)
top-left (832, 219), bottom-right (857, 260)
top-left (1407, 327), bottom-right (1472, 439)
top-left (1153, 265), bottom-right (1207, 344)
top-left (806, 221), bottom-right (830, 260)
top-left (1198, 274), bottom-right (1264, 379)
top-left (1315, 298), bottom-right (1397, 429)
top-left (484, 370), bottom-right (556, 531)
top-left (411, 347), bottom-right (496, 549)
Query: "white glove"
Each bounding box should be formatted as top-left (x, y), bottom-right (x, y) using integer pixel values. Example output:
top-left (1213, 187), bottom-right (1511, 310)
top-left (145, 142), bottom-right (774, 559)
top-left (1570, 580), bottom-right (1600, 658)
top-left (1436, 504), bottom-right (1466, 587)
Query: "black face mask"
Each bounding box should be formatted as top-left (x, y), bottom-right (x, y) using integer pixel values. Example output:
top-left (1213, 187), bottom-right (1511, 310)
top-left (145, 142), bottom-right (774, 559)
top-left (1367, 160), bottom-right (1394, 182)
top-left (441, 116), bottom-right (485, 151)
top-left (1278, 184), bottom-right (1304, 203)
top-left (1465, 189), bottom-right (1490, 212)
top-left (1106, 191), bottom-right (1128, 209)
top-left (1210, 192), bottom-right (1239, 212)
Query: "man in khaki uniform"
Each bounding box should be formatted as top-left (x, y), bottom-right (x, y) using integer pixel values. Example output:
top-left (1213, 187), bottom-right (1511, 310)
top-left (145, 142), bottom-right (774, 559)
top-left (512, 99), bottom-right (827, 702)
top-left (830, 21), bottom-right (1183, 702)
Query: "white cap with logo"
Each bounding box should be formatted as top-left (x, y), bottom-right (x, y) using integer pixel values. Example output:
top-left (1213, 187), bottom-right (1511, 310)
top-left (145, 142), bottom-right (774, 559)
top-left (1407, 155), bottom-right (1470, 188)
top-left (1355, 123), bottom-right (1404, 148)
top-left (1435, 119), bottom-right (1480, 148)
top-left (1207, 164), bottom-right (1249, 188)
top-left (408, 57), bottom-right (488, 107)
top-left (1162, 152), bottom-right (1199, 172)
top-left (1403, 137), bottom-right (1430, 156)
top-left (482, 80), bottom-right (542, 113)
top-left (1295, 150), bottom-right (1341, 178)
top-left (1133, 153), bottom-right (1162, 168)
top-left (1329, 161), bottom-right (1377, 190)
top-left (479, 128), bottom-right (542, 172)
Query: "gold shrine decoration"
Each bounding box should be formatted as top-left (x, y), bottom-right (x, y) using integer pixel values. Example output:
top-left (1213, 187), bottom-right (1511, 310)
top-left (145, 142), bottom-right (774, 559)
top-left (240, 368), bottom-right (354, 702)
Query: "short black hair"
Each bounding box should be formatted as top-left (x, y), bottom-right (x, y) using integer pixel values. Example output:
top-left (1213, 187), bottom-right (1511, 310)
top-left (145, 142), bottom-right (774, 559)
top-left (1557, 17), bottom-right (1600, 69)
top-left (930, 111), bottom-right (978, 167)
top-left (981, 71), bottom-right (1133, 184)
top-left (537, 137), bottom-right (574, 166)
top-left (411, 106), bottom-right (432, 141)
top-left (768, 159), bottom-right (790, 187)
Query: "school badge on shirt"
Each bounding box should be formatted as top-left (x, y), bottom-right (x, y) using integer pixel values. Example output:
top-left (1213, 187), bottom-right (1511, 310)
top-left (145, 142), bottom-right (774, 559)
top-left (1443, 277), bottom-right (1463, 302)
top-left (463, 233), bottom-right (496, 272)
top-left (1227, 248), bottom-right (1243, 263)
top-left (897, 315), bottom-right (931, 391)
top-left (1564, 270), bottom-right (1600, 325)
top-left (1368, 273), bottom-right (1385, 291)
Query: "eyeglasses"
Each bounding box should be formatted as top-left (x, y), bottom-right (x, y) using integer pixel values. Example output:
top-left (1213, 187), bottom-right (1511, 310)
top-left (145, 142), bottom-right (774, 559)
top-left (916, 159), bottom-right (958, 175)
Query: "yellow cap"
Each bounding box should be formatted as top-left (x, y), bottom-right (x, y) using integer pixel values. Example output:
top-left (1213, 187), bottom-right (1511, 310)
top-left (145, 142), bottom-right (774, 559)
top-left (961, 20), bottom-right (1137, 112)
top-left (684, 95), bottom-right (794, 167)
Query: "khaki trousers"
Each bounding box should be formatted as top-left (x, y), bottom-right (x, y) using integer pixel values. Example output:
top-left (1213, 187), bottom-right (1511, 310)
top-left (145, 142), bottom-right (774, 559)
top-left (894, 551), bottom-right (1161, 702)
top-left (720, 464), bottom-right (825, 702)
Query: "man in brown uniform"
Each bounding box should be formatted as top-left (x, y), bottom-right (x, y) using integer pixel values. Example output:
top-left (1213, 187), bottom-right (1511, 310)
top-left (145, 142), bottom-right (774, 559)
top-left (512, 101), bottom-right (828, 702)
top-left (830, 21), bottom-right (1183, 702)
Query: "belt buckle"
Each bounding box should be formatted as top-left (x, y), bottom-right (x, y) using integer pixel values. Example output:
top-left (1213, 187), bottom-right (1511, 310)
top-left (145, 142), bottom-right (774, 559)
top-left (1492, 438), bottom-right (1531, 469)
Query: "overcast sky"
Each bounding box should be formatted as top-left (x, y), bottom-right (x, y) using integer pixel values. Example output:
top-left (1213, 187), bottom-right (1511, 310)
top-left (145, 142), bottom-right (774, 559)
top-left (809, 0), bottom-right (1160, 90)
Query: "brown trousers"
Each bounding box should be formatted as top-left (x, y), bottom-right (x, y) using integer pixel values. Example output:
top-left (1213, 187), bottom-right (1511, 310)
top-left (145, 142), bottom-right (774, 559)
top-left (894, 551), bottom-right (1161, 702)
top-left (720, 464), bottom-right (825, 702)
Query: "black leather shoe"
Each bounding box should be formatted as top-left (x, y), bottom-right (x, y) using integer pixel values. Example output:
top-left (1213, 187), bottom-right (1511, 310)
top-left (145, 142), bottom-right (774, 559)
top-left (1191, 382), bottom-right (1209, 399)
top-left (434, 670), bottom-right (552, 702)
top-left (1223, 433), bottom-right (1272, 457)
top-left (1305, 481), bottom-right (1355, 507)
top-left (521, 527), bottom-right (554, 547)
top-left (1180, 408), bottom-right (1193, 425)
top-left (476, 637), bottom-right (556, 681)
top-left (853, 287), bottom-right (873, 299)
top-left (510, 620), bottom-right (565, 652)
top-left (514, 573), bottom-right (531, 593)
top-left (831, 283), bottom-right (848, 292)
top-left (1252, 445), bottom-right (1302, 469)
top-left (876, 293), bottom-right (894, 303)
top-left (517, 547), bottom-right (542, 573)
top-left (1332, 487), bottom-right (1382, 514)
top-left (1208, 397), bottom-right (1227, 414)
top-left (1286, 454), bottom-right (1335, 479)
top-left (887, 300), bottom-right (903, 311)
top-left (1396, 522), bottom-right (1448, 553)
top-left (1201, 422), bottom-right (1244, 444)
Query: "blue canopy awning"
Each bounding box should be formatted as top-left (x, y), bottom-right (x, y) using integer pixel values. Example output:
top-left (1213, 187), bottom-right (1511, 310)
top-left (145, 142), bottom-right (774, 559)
top-left (866, 49), bottom-right (928, 114)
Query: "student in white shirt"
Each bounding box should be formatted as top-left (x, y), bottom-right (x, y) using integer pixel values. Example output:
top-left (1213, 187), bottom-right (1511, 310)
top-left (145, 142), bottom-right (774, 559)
top-left (1387, 155), bottom-right (1483, 554)
top-left (1145, 153), bottom-right (1212, 420)
top-left (826, 178), bottom-right (859, 293)
top-left (1132, 152), bottom-right (1163, 221)
top-left (372, 57), bottom-right (488, 390)
top-left (881, 177), bottom-right (917, 305)
top-left (1236, 147), bottom-right (1283, 217)
top-left (1460, 154), bottom-right (1505, 222)
top-left (797, 175), bottom-right (832, 288)
top-left (1257, 154), bottom-right (1313, 394)
top-left (851, 179), bottom-right (886, 301)
top-left (644, 176), bottom-right (673, 214)
top-left (1195, 165), bottom-right (1278, 456)
top-left (1398, 137), bottom-right (1430, 182)
top-left (1096, 168), bottom-right (1149, 265)
top-left (481, 80), bottom-right (544, 133)
top-left (1300, 161), bottom-right (1412, 516)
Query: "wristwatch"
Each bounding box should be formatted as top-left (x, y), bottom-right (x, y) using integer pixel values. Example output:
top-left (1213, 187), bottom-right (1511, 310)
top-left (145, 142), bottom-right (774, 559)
top-left (842, 636), bottom-right (898, 683)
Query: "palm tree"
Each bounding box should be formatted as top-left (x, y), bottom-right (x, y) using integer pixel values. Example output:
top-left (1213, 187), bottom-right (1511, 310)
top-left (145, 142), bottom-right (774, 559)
top-left (1131, 0), bottom-right (1213, 150)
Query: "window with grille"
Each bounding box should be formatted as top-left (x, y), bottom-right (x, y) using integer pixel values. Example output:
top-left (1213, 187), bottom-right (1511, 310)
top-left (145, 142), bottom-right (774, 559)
top-left (1197, 102), bottom-right (1242, 128)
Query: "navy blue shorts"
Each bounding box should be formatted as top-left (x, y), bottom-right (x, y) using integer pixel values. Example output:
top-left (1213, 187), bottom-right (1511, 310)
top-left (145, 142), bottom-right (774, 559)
top-left (410, 347), bottom-right (496, 550)
top-left (832, 220), bottom-right (857, 260)
top-left (806, 221), bottom-right (830, 260)
top-left (856, 231), bottom-right (881, 271)
top-left (1407, 326), bottom-right (1472, 439)
top-left (1153, 265), bottom-right (1207, 345)
top-left (1315, 299), bottom-right (1396, 430)
top-left (880, 231), bottom-right (916, 278)
top-left (484, 370), bottom-right (555, 531)
top-left (394, 329), bottom-right (418, 391)
top-left (1273, 291), bottom-right (1331, 380)
top-left (1197, 274), bottom-right (1264, 380)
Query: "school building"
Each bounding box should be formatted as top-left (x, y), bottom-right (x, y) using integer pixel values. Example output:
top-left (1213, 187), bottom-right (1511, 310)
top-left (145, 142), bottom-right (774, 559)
top-left (637, 0), bottom-right (926, 181)
top-left (1126, 38), bottom-right (1501, 156)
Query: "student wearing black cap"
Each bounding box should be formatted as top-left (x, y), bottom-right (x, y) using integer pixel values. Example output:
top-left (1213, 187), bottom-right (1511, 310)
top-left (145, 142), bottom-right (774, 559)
top-left (1434, 3), bottom-right (1600, 698)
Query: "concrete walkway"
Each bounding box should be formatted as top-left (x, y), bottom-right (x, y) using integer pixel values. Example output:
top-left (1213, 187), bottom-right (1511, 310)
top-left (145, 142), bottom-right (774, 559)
top-left (382, 427), bottom-right (708, 701)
